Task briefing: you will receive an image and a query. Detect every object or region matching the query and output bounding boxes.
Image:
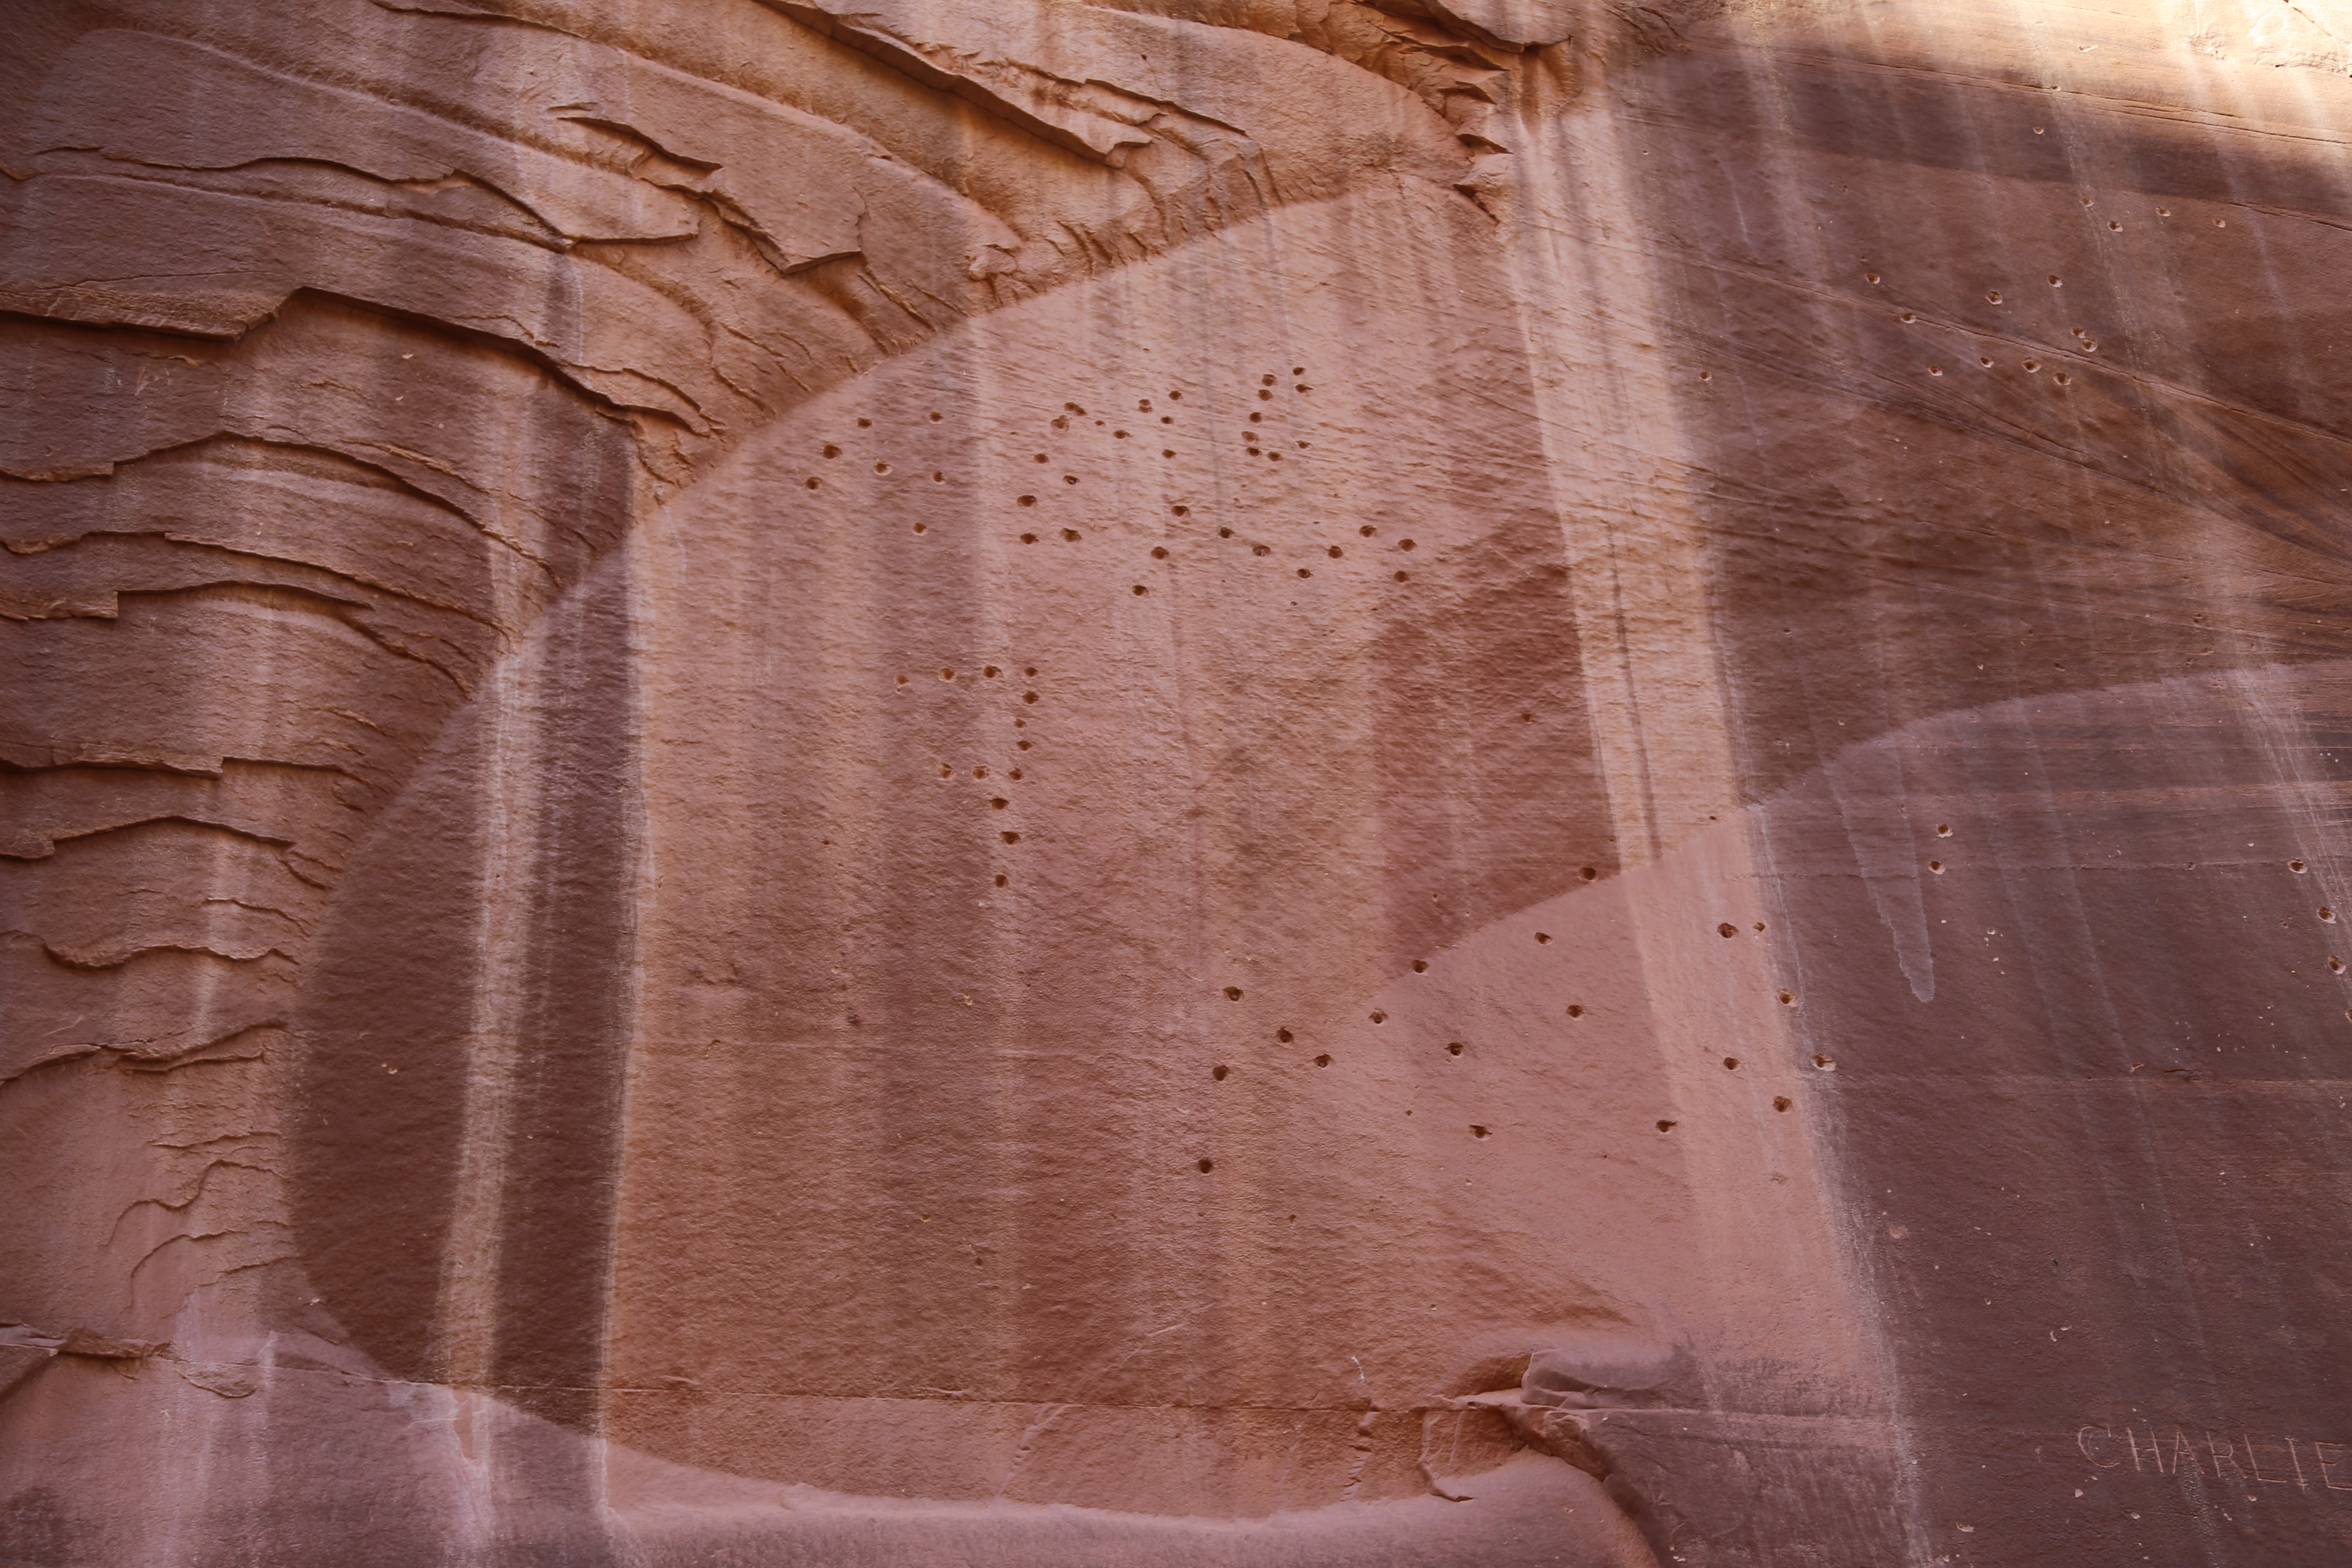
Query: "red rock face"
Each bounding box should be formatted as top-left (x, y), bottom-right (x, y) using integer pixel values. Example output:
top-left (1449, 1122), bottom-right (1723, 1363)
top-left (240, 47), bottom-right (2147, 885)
top-left (5, 2), bottom-right (2351, 1564)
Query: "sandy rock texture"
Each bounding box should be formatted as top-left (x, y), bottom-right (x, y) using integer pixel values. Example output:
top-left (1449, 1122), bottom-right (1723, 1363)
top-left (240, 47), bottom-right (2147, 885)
top-left (3, 1), bottom-right (2351, 1563)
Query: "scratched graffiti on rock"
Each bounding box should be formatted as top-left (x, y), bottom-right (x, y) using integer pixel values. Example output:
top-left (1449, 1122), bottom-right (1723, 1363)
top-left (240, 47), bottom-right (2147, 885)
top-left (2078, 1424), bottom-right (2352, 1492)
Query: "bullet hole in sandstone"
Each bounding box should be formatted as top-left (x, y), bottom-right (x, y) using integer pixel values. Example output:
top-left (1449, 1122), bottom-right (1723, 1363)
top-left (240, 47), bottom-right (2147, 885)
top-left (1052, 416), bottom-right (1069, 431)
top-left (1657, 1121), bottom-right (1678, 1133)
top-left (994, 874), bottom-right (1008, 888)
top-left (1448, 1041), bottom-right (1465, 1056)
top-left (2054, 373), bottom-right (2071, 386)
top-left (1929, 860), bottom-right (1945, 873)
top-left (1412, 959), bottom-right (1429, 973)
top-left (1064, 475), bottom-right (1079, 485)
top-left (2108, 220), bottom-right (2121, 230)
top-left (1250, 412), bottom-right (1262, 423)
top-left (1019, 496), bottom-right (1037, 507)
top-left (2331, 958), bottom-right (2344, 974)
top-left (1016, 739), bottom-right (1031, 750)
top-left (1779, 989), bottom-right (1796, 1004)
top-left (1987, 291), bottom-right (2002, 303)
top-left (1535, 932), bottom-right (1552, 944)
top-left (1522, 713), bottom-right (1534, 723)
top-left (984, 666), bottom-right (1000, 677)
top-left (1248, 447), bottom-right (1262, 456)
top-left (896, 674), bottom-right (909, 685)
top-left (913, 523), bottom-right (926, 533)
top-left (1062, 528), bottom-right (1081, 541)
top-left (1066, 402), bottom-right (1086, 414)
top-left (1025, 666), bottom-right (1038, 676)
top-left (1360, 525), bottom-right (1378, 537)
top-left (1724, 1057), bottom-right (1740, 1070)
top-left (1024, 692), bottom-right (1038, 703)
top-left (1328, 546), bottom-right (1343, 558)
top-left (1755, 922), bottom-right (1766, 932)
top-left (2325, 907), bottom-right (2338, 923)
top-left (1172, 505), bottom-right (1190, 516)
top-left (1719, 923), bottom-right (1739, 938)
top-left (929, 411), bottom-right (943, 422)
top-left (1021, 533), bottom-right (1038, 543)
top-left (1937, 824), bottom-right (1953, 837)
top-left (1277, 1028), bottom-right (1294, 1042)
top-left (1399, 539), bottom-right (1416, 551)
top-left (1259, 390), bottom-right (1274, 402)
top-left (1213, 1064), bottom-right (1230, 1081)
top-left (1566, 1005), bottom-right (1584, 1018)
top-left (1774, 1096), bottom-right (1792, 1112)
top-left (1900, 312), bottom-right (1916, 322)
top-left (2022, 360), bottom-right (2040, 373)
top-left (1197, 1158), bottom-right (1214, 1173)
top-left (939, 765), bottom-right (952, 778)
top-left (1813, 1054), bottom-right (1836, 1069)
top-left (1471, 1125), bottom-right (1491, 1139)
top-left (1581, 865), bottom-right (1599, 881)
top-left (1132, 585), bottom-right (1148, 595)
top-left (2291, 859), bottom-right (2308, 872)
top-left (1297, 568), bottom-right (1312, 578)
top-left (824, 444), bottom-right (841, 458)
top-left (1395, 571), bottom-right (1409, 582)
top-left (1115, 430), bottom-right (1129, 438)
top-left (1034, 453), bottom-right (1048, 463)
top-left (1929, 366), bottom-right (1943, 376)
top-left (1980, 357), bottom-right (1994, 368)
top-left (1001, 830), bottom-right (1021, 843)
top-left (941, 667), bottom-right (955, 680)
top-left (806, 477), bottom-right (821, 489)
top-left (1314, 1054), bottom-right (1332, 1067)
top-left (876, 461), bottom-right (891, 474)
top-left (1225, 986), bottom-right (1243, 1000)
top-left (990, 797), bottom-right (1008, 809)
top-left (1008, 769), bottom-right (1022, 780)
top-left (1170, 391), bottom-right (1182, 399)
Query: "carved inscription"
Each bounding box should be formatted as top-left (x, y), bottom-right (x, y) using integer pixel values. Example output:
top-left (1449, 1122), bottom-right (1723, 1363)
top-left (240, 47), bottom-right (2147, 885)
top-left (2076, 1424), bottom-right (2352, 1493)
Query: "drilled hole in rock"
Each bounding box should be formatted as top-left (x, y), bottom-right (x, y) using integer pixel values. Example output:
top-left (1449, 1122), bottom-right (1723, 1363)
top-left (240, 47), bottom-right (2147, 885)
top-left (1937, 824), bottom-right (1952, 837)
top-left (1395, 571), bottom-right (1409, 582)
top-left (1314, 1054), bottom-right (1332, 1067)
top-left (1566, 1005), bottom-right (1584, 1018)
top-left (875, 461), bottom-right (891, 474)
top-left (1025, 667), bottom-right (1038, 676)
top-left (1020, 533), bottom-right (1038, 543)
top-left (1779, 990), bottom-right (1795, 1004)
top-left (990, 797), bottom-right (1008, 809)
top-left (2292, 859), bottom-right (2308, 872)
top-left (1297, 568), bottom-right (1312, 578)
top-left (1813, 1054), bottom-right (1835, 1069)
top-left (1328, 545), bottom-right (1343, 558)
top-left (1001, 831), bottom-right (1020, 844)
top-left (1034, 453), bottom-right (1048, 463)
top-left (1277, 1028), bottom-right (1294, 1042)
top-left (1172, 505), bottom-right (1189, 516)
top-left (806, 477), bottom-right (821, 489)
top-left (1581, 866), bottom-right (1598, 881)
top-left (1718, 923), bottom-right (1739, 938)
top-left (1987, 291), bottom-right (2002, 303)
top-left (912, 523), bottom-right (926, 533)
top-left (1657, 1121), bottom-right (1678, 1133)
top-left (1447, 1041), bottom-right (1464, 1056)
top-left (1412, 959), bottom-right (1428, 973)
top-left (1929, 860), bottom-right (1945, 873)
top-left (993, 874), bottom-right (1007, 888)
top-left (1023, 692), bottom-right (1038, 704)
top-left (1062, 528), bottom-right (1081, 541)
top-left (1019, 496), bottom-right (1036, 507)
top-left (1197, 1158), bottom-right (1214, 1173)
top-left (1016, 740), bottom-right (1031, 750)
top-left (940, 667), bottom-right (955, 680)
top-left (1151, 546), bottom-right (1169, 559)
top-left (1723, 1057), bottom-right (1740, 1071)
top-left (1471, 1125), bottom-right (1490, 1139)
top-left (1774, 1096), bottom-right (1792, 1112)
top-left (1213, 1064), bottom-right (1229, 1081)
top-left (939, 765), bottom-right (952, 778)
top-left (1132, 585), bottom-right (1148, 595)
top-left (1253, 544), bottom-right (1271, 557)
top-left (824, 444), bottom-right (841, 458)
top-left (1370, 1011), bottom-right (1386, 1024)
top-left (1225, 987), bottom-right (1243, 1001)
top-left (1534, 932), bottom-right (1551, 944)
top-left (1400, 539), bottom-right (1416, 551)
top-left (2325, 907), bottom-right (2338, 922)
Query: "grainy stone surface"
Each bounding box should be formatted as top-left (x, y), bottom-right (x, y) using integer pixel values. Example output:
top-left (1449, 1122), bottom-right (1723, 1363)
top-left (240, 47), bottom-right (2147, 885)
top-left (4, 2), bottom-right (2351, 1563)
